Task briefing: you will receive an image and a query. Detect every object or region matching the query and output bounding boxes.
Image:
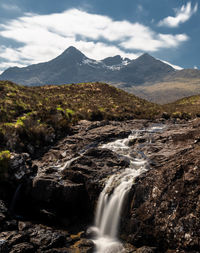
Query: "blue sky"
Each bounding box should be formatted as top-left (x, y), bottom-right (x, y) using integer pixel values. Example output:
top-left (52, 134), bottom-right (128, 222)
top-left (0, 0), bottom-right (199, 72)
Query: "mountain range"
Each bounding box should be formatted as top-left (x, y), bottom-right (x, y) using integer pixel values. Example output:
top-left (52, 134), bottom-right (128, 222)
top-left (1, 46), bottom-right (200, 103)
top-left (0, 46), bottom-right (174, 86)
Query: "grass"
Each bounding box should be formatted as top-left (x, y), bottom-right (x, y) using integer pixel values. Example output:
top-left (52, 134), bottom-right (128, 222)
top-left (164, 94), bottom-right (200, 119)
top-left (2, 80), bottom-right (200, 156)
top-left (0, 81), bottom-right (161, 155)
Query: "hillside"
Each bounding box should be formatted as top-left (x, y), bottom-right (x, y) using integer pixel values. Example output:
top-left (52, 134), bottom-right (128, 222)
top-left (1, 81), bottom-right (200, 253)
top-left (0, 81), bottom-right (161, 154)
top-left (165, 94), bottom-right (200, 118)
top-left (124, 77), bottom-right (200, 104)
top-left (0, 46), bottom-right (174, 87)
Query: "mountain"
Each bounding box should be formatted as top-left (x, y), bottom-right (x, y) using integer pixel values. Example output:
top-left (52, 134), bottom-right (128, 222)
top-left (2, 46), bottom-right (200, 104)
top-left (117, 53), bottom-right (174, 86)
top-left (123, 69), bottom-right (200, 104)
top-left (163, 69), bottom-right (200, 80)
top-left (0, 46), bottom-right (175, 86)
top-left (102, 55), bottom-right (131, 66)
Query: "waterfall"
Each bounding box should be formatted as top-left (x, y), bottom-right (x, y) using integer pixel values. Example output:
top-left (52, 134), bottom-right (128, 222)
top-left (90, 125), bottom-right (165, 253)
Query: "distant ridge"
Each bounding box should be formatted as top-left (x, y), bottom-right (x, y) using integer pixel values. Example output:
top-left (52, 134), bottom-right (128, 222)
top-left (0, 46), bottom-right (175, 86)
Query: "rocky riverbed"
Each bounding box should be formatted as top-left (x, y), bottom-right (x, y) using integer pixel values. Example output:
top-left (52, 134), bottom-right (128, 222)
top-left (0, 119), bottom-right (200, 252)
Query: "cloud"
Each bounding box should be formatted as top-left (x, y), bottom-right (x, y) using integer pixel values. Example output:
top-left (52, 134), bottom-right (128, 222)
top-left (158, 2), bottom-right (198, 28)
top-left (120, 33), bottom-right (188, 52)
top-left (0, 8), bottom-right (188, 71)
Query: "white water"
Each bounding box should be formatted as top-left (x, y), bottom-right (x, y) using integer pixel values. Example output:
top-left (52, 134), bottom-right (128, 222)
top-left (91, 126), bottom-right (165, 253)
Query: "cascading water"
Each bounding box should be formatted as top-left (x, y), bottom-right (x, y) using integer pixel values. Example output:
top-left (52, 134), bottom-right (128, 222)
top-left (90, 125), bottom-right (165, 253)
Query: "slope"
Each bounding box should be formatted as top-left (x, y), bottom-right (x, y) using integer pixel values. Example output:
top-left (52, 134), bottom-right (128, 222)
top-left (124, 77), bottom-right (200, 104)
top-left (165, 94), bottom-right (200, 118)
top-left (0, 81), bottom-right (161, 154)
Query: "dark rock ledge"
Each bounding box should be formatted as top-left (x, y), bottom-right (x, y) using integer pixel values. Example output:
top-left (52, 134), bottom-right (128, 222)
top-left (0, 119), bottom-right (200, 252)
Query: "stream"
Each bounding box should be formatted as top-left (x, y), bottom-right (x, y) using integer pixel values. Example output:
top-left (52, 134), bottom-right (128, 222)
top-left (90, 125), bottom-right (165, 253)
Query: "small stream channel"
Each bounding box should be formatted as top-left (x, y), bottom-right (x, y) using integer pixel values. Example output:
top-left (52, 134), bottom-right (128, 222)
top-left (89, 124), bottom-right (165, 253)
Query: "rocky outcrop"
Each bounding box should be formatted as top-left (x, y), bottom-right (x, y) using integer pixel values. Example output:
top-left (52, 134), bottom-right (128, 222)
top-left (25, 120), bottom-right (143, 223)
top-left (121, 120), bottom-right (200, 252)
top-left (0, 119), bottom-right (200, 252)
top-left (0, 221), bottom-right (94, 253)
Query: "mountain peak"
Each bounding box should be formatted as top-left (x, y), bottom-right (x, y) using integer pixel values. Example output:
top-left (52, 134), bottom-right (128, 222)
top-left (102, 55), bottom-right (124, 66)
top-left (65, 46), bottom-right (80, 53)
top-left (136, 53), bottom-right (155, 61)
top-left (135, 53), bottom-right (174, 70)
top-left (62, 46), bottom-right (85, 56)
top-left (53, 46), bottom-right (86, 64)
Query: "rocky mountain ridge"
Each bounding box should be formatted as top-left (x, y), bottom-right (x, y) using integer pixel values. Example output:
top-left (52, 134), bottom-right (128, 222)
top-left (0, 46), bottom-right (175, 86)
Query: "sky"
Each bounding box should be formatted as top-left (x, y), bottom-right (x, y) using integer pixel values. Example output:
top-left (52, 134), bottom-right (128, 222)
top-left (0, 0), bottom-right (199, 73)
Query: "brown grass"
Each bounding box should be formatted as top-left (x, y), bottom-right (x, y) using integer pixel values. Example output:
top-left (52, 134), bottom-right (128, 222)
top-left (0, 81), bottom-right (161, 154)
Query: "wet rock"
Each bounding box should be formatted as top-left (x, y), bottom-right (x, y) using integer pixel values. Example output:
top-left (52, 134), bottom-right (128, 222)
top-left (0, 231), bottom-right (29, 252)
top-left (70, 231), bottom-right (85, 242)
top-left (9, 153), bottom-right (34, 181)
top-left (72, 239), bottom-right (94, 253)
top-left (1, 119), bottom-right (200, 252)
top-left (10, 242), bottom-right (35, 253)
top-left (30, 229), bottom-right (66, 250)
top-left (18, 221), bottom-right (32, 231)
top-left (41, 248), bottom-right (75, 253)
top-left (135, 246), bottom-right (156, 253)
top-left (122, 120), bottom-right (200, 252)
top-left (0, 200), bottom-right (8, 214)
top-left (0, 200), bottom-right (8, 226)
top-left (30, 175), bottom-right (89, 223)
top-left (4, 220), bottom-right (18, 231)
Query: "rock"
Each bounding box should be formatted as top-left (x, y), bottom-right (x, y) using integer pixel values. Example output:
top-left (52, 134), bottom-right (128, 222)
top-left (0, 200), bottom-right (8, 215)
top-left (162, 112), bottom-right (170, 120)
top-left (72, 239), bottom-right (94, 253)
top-left (9, 153), bottom-right (37, 182)
top-left (0, 200), bottom-right (8, 226)
top-left (135, 246), bottom-right (156, 253)
top-left (70, 231), bottom-right (85, 242)
top-left (0, 231), bottom-right (28, 252)
top-left (1, 119), bottom-right (200, 252)
top-left (30, 175), bottom-right (89, 223)
top-left (18, 221), bottom-right (32, 231)
top-left (0, 222), bottom-right (70, 252)
top-left (10, 242), bottom-right (35, 253)
top-left (4, 220), bottom-right (18, 231)
top-left (122, 121), bottom-right (200, 252)
top-left (30, 229), bottom-right (66, 250)
top-left (41, 249), bottom-right (75, 253)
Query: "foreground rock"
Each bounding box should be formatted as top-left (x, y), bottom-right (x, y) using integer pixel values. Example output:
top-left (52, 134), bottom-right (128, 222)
top-left (121, 120), bottom-right (200, 252)
top-left (0, 221), bottom-right (94, 253)
top-left (0, 119), bottom-right (200, 252)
